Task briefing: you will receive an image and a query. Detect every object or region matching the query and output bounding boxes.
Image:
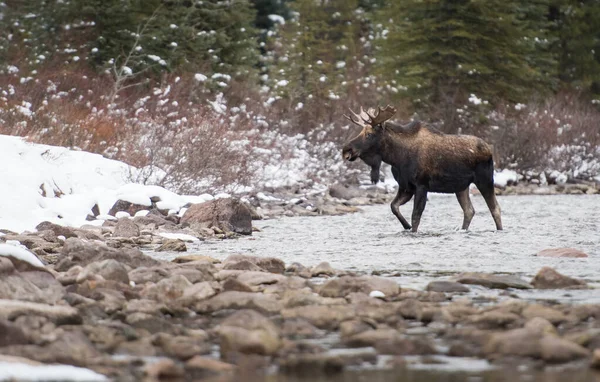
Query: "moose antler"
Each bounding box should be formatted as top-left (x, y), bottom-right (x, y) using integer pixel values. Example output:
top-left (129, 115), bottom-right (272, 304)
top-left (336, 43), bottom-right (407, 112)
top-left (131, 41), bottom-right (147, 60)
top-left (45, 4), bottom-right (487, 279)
top-left (367, 105), bottom-right (397, 125)
top-left (345, 105), bottom-right (397, 127)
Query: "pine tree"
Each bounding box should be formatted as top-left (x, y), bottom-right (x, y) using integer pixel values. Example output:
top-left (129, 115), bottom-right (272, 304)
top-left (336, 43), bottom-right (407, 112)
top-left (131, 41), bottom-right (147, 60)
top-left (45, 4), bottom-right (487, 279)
top-left (375, 0), bottom-right (556, 112)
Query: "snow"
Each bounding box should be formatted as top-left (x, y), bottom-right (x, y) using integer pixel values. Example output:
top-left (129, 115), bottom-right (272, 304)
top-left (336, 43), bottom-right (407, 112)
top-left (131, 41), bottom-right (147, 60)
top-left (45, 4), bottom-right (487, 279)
top-left (0, 135), bottom-right (216, 233)
top-left (0, 361), bottom-right (107, 381)
top-left (268, 14), bottom-right (285, 25)
top-left (494, 169), bottom-right (519, 188)
top-left (0, 243), bottom-right (44, 268)
top-left (194, 73), bottom-right (207, 82)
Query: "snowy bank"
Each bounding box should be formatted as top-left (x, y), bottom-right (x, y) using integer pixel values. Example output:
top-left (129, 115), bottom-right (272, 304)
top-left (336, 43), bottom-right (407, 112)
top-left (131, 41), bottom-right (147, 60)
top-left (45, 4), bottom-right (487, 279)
top-left (0, 135), bottom-right (214, 233)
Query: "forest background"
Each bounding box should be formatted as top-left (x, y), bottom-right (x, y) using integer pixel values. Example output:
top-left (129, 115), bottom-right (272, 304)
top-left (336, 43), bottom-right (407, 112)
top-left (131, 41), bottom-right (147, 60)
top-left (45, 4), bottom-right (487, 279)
top-left (1, 0), bottom-right (599, 193)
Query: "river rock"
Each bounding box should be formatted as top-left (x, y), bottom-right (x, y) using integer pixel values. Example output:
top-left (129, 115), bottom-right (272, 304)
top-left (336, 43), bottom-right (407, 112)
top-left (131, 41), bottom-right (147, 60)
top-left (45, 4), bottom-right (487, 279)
top-left (56, 238), bottom-right (161, 271)
top-left (185, 356), bottom-right (236, 379)
top-left (426, 281), bottom-right (470, 293)
top-left (223, 255), bottom-right (285, 274)
top-left (157, 239), bottom-right (187, 252)
top-left (217, 310), bottom-right (281, 357)
top-left (113, 218), bottom-right (140, 238)
top-left (319, 276), bottom-right (400, 298)
top-left (181, 198), bottom-right (253, 235)
top-left (236, 271), bottom-right (288, 287)
top-left (453, 272), bottom-right (533, 289)
top-left (172, 254), bottom-right (220, 264)
top-left (282, 305), bottom-right (355, 330)
top-left (536, 248), bottom-right (588, 258)
top-left (223, 260), bottom-right (264, 272)
top-left (539, 335), bottom-right (589, 363)
top-left (76, 259), bottom-right (130, 284)
top-left (524, 317), bottom-right (558, 336)
top-left (531, 267), bottom-right (587, 289)
top-left (142, 274), bottom-right (192, 302)
top-left (153, 333), bottom-right (211, 360)
top-left (35, 221), bottom-right (78, 238)
top-left (286, 262), bottom-right (312, 278)
top-left (128, 267), bottom-right (171, 285)
top-left (592, 349), bottom-right (600, 369)
top-left (522, 304), bottom-right (567, 324)
top-left (0, 272), bottom-right (64, 304)
top-left (179, 282), bottom-right (216, 305)
top-left (484, 328), bottom-right (542, 359)
top-left (0, 319), bottom-right (29, 346)
top-left (281, 318), bottom-right (323, 339)
top-left (222, 277), bottom-right (253, 293)
top-left (469, 310), bottom-right (521, 329)
top-left (195, 291), bottom-right (282, 314)
top-left (311, 262), bottom-right (336, 277)
top-left (328, 183), bottom-right (363, 200)
top-left (108, 199), bottom-right (151, 217)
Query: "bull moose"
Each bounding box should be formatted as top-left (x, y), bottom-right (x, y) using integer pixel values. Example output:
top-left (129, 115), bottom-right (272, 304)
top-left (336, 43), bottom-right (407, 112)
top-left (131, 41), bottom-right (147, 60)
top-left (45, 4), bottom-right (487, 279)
top-left (342, 105), bottom-right (502, 233)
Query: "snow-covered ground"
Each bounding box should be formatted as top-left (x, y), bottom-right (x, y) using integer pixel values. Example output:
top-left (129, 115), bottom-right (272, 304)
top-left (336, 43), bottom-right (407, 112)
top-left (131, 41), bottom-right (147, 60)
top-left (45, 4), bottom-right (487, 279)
top-left (0, 135), bottom-right (214, 233)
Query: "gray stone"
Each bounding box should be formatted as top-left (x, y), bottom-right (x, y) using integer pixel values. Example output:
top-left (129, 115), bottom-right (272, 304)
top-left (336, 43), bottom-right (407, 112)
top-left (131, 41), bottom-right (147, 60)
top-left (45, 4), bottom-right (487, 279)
top-left (453, 272), bottom-right (533, 289)
top-left (181, 198), bottom-right (253, 235)
top-left (113, 218), bottom-right (140, 238)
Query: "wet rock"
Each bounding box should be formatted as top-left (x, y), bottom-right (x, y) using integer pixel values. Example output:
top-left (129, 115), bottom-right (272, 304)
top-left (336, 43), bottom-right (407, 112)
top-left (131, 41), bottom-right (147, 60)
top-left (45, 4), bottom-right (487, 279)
top-left (217, 310), bottom-right (281, 357)
top-left (536, 248), bottom-right (588, 258)
top-left (185, 356), bottom-right (236, 379)
top-left (344, 328), bottom-right (398, 348)
top-left (374, 336), bottom-right (437, 356)
top-left (453, 272), bottom-right (533, 289)
top-left (222, 277), bottom-right (253, 293)
top-left (484, 328), bottom-right (541, 359)
top-left (0, 319), bottom-right (29, 346)
top-left (426, 281), bottom-right (470, 293)
top-left (223, 255), bottom-right (285, 274)
top-left (153, 333), bottom-right (211, 360)
top-left (113, 218), bottom-right (140, 238)
top-left (157, 239), bottom-right (187, 252)
top-left (319, 276), bottom-right (400, 298)
top-left (181, 198), bottom-right (253, 235)
top-left (195, 291), bottom-right (282, 315)
top-left (35, 221), bottom-right (78, 238)
top-left (282, 305), bottom-right (355, 330)
top-left (56, 238), bottom-right (161, 271)
top-left (328, 183), bottom-right (363, 200)
top-left (279, 348), bottom-right (376, 376)
top-left (144, 358), bottom-right (185, 380)
top-left (172, 254), bottom-right (220, 264)
top-left (311, 262), bottom-right (336, 277)
top-left (522, 304), bottom-right (567, 325)
top-left (531, 267), bottom-right (587, 289)
top-left (76, 259), bottom-right (129, 284)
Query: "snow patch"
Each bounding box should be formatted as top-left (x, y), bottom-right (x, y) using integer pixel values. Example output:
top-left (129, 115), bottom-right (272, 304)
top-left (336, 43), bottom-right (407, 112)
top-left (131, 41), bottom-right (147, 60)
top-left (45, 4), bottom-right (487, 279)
top-left (0, 243), bottom-right (44, 268)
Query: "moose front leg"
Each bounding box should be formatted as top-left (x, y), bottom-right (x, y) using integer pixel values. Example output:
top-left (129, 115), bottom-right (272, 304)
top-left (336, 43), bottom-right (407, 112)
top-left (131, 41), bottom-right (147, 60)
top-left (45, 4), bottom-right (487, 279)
top-left (411, 187), bottom-right (428, 232)
top-left (391, 189), bottom-right (413, 230)
top-left (370, 161), bottom-right (381, 184)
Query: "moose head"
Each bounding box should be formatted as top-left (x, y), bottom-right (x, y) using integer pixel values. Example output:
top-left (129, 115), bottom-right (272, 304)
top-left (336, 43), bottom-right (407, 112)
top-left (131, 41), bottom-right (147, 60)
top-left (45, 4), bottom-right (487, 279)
top-left (342, 105), bottom-right (397, 162)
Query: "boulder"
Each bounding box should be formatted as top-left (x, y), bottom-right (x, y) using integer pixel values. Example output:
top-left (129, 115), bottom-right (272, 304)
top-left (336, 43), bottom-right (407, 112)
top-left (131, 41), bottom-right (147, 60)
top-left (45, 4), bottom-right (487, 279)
top-left (539, 335), bottom-right (590, 363)
top-left (181, 198), bottom-right (253, 235)
top-left (179, 282), bottom-right (217, 305)
top-left (35, 221), bottom-right (78, 238)
top-left (223, 255), bottom-right (285, 274)
top-left (0, 300), bottom-right (81, 325)
top-left (319, 276), bottom-right (400, 298)
top-left (113, 218), bottom-right (140, 238)
top-left (185, 356), bottom-right (236, 379)
top-left (453, 272), bottom-right (532, 289)
top-left (195, 291), bottom-right (282, 315)
top-left (426, 281), bottom-right (470, 293)
top-left (0, 272), bottom-right (65, 304)
top-left (328, 184), bottom-right (363, 200)
top-left (524, 317), bottom-right (558, 336)
top-left (141, 275), bottom-right (193, 302)
top-left (56, 238), bottom-right (161, 271)
top-left (311, 262), bottom-right (336, 277)
top-left (522, 304), bottom-right (567, 324)
top-left (236, 271), bottom-right (287, 287)
top-left (172, 255), bottom-right (220, 264)
top-left (76, 259), bottom-right (129, 284)
top-left (531, 267), bottom-right (587, 289)
top-left (157, 239), bottom-right (187, 252)
top-left (536, 248), bottom-right (588, 258)
top-left (0, 319), bottom-right (29, 346)
top-left (152, 333), bottom-right (211, 360)
top-left (217, 310), bottom-right (281, 357)
top-left (282, 305), bottom-right (355, 330)
top-left (108, 199), bottom-right (151, 217)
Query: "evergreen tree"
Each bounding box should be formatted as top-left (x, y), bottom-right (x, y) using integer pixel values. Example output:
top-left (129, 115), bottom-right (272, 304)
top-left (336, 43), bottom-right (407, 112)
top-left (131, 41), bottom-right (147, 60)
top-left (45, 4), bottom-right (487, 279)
top-left (552, 0), bottom-right (600, 94)
top-left (375, 0), bottom-right (556, 112)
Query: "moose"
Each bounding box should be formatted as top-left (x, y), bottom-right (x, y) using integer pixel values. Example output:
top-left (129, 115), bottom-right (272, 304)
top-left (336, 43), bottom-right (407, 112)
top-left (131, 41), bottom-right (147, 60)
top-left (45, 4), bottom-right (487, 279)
top-left (342, 105), bottom-right (502, 232)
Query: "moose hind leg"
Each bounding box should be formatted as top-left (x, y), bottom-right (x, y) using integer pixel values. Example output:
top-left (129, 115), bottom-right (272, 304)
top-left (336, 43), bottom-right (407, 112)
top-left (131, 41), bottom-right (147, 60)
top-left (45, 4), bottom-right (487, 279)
top-left (455, 189), bottom-right (475, 230)
top-left (391, 189), bottom-right (413, 230)
top-left (411, 187), bottom-right (428, 233)
top-left (477, 182), bottom-right (503, 230)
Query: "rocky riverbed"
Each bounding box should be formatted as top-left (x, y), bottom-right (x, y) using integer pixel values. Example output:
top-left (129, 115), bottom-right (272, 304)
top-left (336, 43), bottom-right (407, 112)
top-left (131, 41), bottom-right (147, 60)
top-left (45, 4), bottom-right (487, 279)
top-left (0, 191), bottom-right (599, 381)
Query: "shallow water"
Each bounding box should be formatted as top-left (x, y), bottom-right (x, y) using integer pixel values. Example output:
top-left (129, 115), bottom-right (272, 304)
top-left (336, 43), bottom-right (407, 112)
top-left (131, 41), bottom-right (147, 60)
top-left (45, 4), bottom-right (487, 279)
top-left (156, 194), bottom-right (600, 302)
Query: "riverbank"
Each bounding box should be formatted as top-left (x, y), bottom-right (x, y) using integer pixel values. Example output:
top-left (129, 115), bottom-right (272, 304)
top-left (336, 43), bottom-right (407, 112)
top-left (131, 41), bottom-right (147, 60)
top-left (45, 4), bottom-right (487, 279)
top-left (0, 195), bottom-right (599, 381)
